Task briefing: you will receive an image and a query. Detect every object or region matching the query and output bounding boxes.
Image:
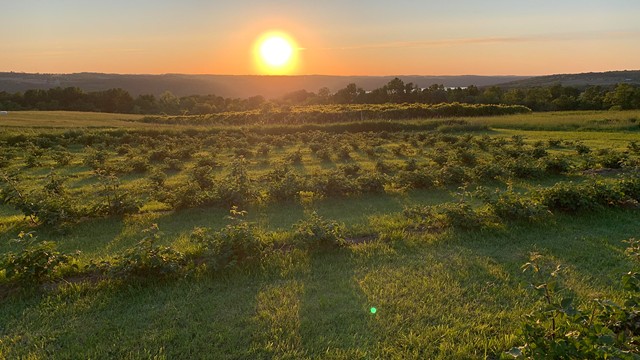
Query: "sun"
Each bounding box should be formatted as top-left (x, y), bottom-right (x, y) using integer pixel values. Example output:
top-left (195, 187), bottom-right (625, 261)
top-left (260, 37), bottom-right (292, 66)
top-left (254, 32), bottom-right (298, 74)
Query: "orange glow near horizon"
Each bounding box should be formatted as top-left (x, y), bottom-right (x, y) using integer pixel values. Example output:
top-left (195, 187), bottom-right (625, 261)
top-left (1, 2), bottom-right (639, 76)
top-left (253, 31), bottom-right (299, 75)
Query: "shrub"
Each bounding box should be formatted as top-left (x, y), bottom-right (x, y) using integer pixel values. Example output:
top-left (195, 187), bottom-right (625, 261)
top-left (0, 172), bottom-right (78, 228)
top-left (538, 182), bottom-right (598, 212)
top-left (544, 155), bottom-right (572, 174)
top-left (257, 143), bottom-right (271, 156)
top-left (393, 170), bottom-right (434, 190)
top-left (51, 150), bottom-right (73, 167)
top-left (93, 170), bottom-right (141, 216)
top-left (619, 176), bottom-right (640, 200)
top-left (190, 208), bottom-right (264, 269)
top-left (314, 148), bottom-right (332, 161)
top-left (83, 147), bottom-right (109, 169)
top-left (436, 201), bottom-right (489, 230)
top-left (189, 165), bottom-right (215, 190)
top-left (375, 159), bottom-right (394, 174)
top-left (102, 224), bottom-right (186, 278)
top-left (163, 157), bottom-right (184, 171)
top-left (263, 166), bottom-right (305, 202)
top-left (128, 156), bottom-right (150, 173)
top-left (294, 211), bottom-right (346, 248)
top-left (312, 171), bottom-right (359, 198)
top-left (575, 143), bottom-right (591, 155)
top-left (356, 173), bottom-right (386, 193)
top-left (472, 162), bottom-right (506, 181)
top-left (480, 188), bottom-right (550, 222)
top-left (529, 146), bottom-right (548, 159)
top-left (217, 157), bottom-right (258, 207)
top-left (547, 139), bottom-right (562, 148)
top-left (599, 152), bottom-right (627, 169)
top-left (504, 158), bottom-right (545, 179)
top-left (436, 164), bottom-right (469, 186)
top-left (339, 163), bottom-right (361, 177)
top-left (1, 232), bottom-right (77, 284)
top-left (588, 180), bottom-right (627, 206)
top-left (285, 149), bottom-right (303, 165)
top-left (454, 149), bottom-right (477, 166)
top-left (507, 245), bottom-right (640, 359)
top-left (403, 205), bottom-right (445, 231)
top-left (538, 179), bottom-right (639, 212)
top-left (149, 148), bottom-right (170, 162)
top-left (404, 201), bottom-right (489, 231)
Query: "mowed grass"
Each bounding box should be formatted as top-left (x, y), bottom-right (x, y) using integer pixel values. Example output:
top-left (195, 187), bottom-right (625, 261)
top-left (1, 209), bottom-right (638, 359)
top-left (0, 111), bottom-right (145, 128)
top-left (3, 109), bottom-right (640, 131)
top-left (468, 109), bottom-right (640, 132)
top-left (1, 110), bottom-right (640, 358)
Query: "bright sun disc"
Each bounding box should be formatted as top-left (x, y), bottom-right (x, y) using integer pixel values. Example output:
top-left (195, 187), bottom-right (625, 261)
top-left (254, 32), bottom-right (298, 74)
top-left (260, 37), bottom-right (293, 66)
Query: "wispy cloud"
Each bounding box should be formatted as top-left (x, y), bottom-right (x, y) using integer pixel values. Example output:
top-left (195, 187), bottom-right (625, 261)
top-left (14, 48), bottom-right (145, 58)
top-left (313, 31), bottom-right (640, 51)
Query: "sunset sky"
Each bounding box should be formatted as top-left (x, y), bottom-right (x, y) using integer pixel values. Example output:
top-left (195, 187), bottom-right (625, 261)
top-left (2, 0), bottom-right (639, 76)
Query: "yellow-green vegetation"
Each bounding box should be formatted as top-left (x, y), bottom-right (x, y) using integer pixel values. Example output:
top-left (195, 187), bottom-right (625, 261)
top-left (0, 110), bottom-right (639, 358)
top-left (0, 111), bottom-right (145, 128)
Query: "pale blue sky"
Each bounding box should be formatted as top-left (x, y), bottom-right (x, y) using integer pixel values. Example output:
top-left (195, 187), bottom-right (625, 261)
top-left (2, 0), bottom-right (638, 75)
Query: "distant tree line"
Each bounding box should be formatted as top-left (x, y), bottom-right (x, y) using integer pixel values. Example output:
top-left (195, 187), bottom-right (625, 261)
top-left (0, 87), bottom-right (266, 115)
top-left (304, 79), bottom-right (640, 111)
top-left (0, 78), bottom-right (639, 114)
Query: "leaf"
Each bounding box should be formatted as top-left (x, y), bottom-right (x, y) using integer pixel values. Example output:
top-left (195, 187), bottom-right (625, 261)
top-left (505, 347), bottom-right (523, 358)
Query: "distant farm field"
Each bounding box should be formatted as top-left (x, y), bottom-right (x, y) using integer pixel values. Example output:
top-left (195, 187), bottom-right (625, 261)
top-left (0, 111), bottom-right (145, 128)
top-left (1, 109), bottom-right (639, 358)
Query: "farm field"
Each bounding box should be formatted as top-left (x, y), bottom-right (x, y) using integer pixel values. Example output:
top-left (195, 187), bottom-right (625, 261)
top-left (1, 109), bottom-right (640, 359)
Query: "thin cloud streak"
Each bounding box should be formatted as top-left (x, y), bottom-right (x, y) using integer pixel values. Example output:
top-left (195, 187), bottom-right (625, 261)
top-left (16, 48), bottom-right (146, 58)
top-left (315, 31), bottom-right (640, 51)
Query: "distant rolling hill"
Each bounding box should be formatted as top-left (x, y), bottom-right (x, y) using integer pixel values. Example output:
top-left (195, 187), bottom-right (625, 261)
top-left (0, 72), bottom-right (529, 98)
top-left (497, 70), bottom-right (640, 89)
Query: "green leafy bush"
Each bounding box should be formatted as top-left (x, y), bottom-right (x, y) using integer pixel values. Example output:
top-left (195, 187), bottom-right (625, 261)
top-left (190, 208), bottom-right (264, 269)
top-left (538, 182), bottom-right (599, 212)
top-left (189, 164), bottom-right (215, 190)
top-left (263, 166), bottom-right (305, 202)
top-left (480, 187), bottom-right (550, 222)
top-left (436, 164), bottom-right (469, 186)
top-left (294, 211), bottom-right (346, 248)
top-left (1, 232), bottom-right (77, 285)
top-left (93, 170), bottom-right (141, 216)
top-left (507, 244), bottom-right (640, 359)
top-left (51, 150), bottom-right (73, 167)
top-left (0, 172), bottom-right (78, 228)
top-left (100, 224), bottom-right (186, 278)
top-left (217, 157), bottom-right (257, 207)
top-left (83, 147), bottom-right (109, 169)
top-left (404, 200), bottom-right (490, 232)
top-left (503, 158), bottom-right (545, 179)
top-left (544, 155), bottom-right (572, 174)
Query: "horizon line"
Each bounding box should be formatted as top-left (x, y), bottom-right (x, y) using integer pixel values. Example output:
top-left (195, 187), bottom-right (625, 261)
top-left (2, 69), bottom-right (639, 78)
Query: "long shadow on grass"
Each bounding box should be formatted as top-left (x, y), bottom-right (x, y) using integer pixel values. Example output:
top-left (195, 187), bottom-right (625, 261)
top-left (297, 249), bottom-right (373, 358)
top-left (0, 274), bottom-right (265, 359)
top-left (455, 209), bottom-right (640, 294)
top-left (349, 239), bottom-right (527, 358)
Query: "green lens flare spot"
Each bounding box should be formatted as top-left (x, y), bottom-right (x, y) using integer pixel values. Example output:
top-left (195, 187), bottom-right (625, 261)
top-left (370, 307), bottom-right (377, 314)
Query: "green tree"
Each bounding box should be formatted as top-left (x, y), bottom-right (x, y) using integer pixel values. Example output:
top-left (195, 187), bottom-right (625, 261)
top-left (159, 91), bottom-right (180, 114)
top-left (604, 83), bottom-right (640, 109)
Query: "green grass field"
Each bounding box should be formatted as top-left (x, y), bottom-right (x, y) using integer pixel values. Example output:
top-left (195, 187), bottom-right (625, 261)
top-left (0, 111), bottom-right (145, 128)
top-left (1, 110), bottom-right (639, 359)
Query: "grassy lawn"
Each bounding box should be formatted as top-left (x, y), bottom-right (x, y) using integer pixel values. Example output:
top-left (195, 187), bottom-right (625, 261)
top-left (1, 210), bottom-right (637, 359)
top-left (0, 110), bottom-right (639, 358)
top-left (0, 111), bottom-right (145, 128)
